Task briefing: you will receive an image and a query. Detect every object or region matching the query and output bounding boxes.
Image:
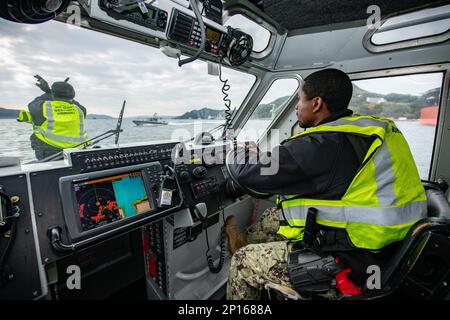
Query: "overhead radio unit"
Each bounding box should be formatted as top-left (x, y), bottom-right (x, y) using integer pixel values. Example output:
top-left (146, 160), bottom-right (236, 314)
top-left (167, 8), bottom-right (253, 64)
top-left (167, 9), bottom-right (223, 56)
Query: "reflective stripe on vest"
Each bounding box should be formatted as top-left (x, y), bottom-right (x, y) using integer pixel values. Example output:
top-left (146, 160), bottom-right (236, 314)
top-left (280, 201), bottom-right (427, 226)
top-left (277, 115), bottom-right (427, 250)
top-left (34, 100), bottom-right (88, 148)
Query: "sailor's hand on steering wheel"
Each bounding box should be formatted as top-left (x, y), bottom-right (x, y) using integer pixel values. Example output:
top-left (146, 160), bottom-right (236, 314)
top-left (234, 140), bottom-right (259, 154)
top-left (225, 140), bottom-right (271, 199)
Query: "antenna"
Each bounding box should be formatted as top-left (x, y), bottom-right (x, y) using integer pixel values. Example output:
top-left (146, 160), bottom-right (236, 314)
top-left (115, 100), bottom-right (126, 145)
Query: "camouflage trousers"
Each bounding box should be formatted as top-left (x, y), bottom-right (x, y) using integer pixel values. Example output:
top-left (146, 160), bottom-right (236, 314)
top-left (226, 206), bottom-right (294, 300)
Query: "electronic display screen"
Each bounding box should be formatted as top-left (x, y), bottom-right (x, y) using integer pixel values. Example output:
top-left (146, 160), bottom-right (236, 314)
top-left (206, 27), bottom-right (221, 44)
top-left (74, 172), bottom-right (152, 231)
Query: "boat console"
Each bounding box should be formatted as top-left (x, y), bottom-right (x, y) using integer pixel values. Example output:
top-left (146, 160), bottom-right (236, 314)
top-left (0, 0), bottom-right (257, 300)
top-left (0, 138), bottom-right (253, 299)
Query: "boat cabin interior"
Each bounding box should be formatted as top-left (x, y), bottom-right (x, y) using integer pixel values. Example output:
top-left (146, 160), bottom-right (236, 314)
top-left (1, 0), bottom-right (450, 300)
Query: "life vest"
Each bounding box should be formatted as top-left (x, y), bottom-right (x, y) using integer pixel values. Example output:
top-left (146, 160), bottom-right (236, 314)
top-left (277, 115), bottom-right (427, 250)
top-left (33, 100), bottom-right (89, 149)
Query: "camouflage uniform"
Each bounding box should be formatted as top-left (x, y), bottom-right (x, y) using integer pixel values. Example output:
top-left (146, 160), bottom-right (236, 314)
top-left (227, 207), bottom-right (295, 300)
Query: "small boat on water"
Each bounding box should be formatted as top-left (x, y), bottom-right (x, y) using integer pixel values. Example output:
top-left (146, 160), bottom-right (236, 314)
top-left (133, 113), bottom-right (168, 126)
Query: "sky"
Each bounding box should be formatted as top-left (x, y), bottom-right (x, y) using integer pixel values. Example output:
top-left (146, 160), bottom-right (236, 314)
top-left (0, 16), bottom-right (445, 117)
top-left (0, 19), bottom-right (255, 117)
top-left (354, 73), bottom-right (444, 96)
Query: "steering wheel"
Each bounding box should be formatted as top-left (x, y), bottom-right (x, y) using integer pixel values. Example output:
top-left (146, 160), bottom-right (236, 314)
top-left (225, 148), bottom-right (271, 199)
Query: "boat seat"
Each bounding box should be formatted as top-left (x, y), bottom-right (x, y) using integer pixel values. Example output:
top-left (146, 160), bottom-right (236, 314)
top-left (265, 182), bottom-right (450, 300)
top-left (424, 182), bottom-right (450, 219)
top-left (365, 184), bottom-right (450, 299)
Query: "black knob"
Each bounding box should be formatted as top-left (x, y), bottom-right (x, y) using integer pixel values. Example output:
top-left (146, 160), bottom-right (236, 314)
top-left (192, 166), bottom-right (207, 179)
top-left (179, 171), bottom-right (190, 181)
top-left (158, 10), bottom-right (168, 19)
top-left (157, 19), bottom-right (166, 28)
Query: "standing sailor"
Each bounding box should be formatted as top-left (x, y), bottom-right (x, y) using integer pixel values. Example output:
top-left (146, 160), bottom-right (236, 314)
top-left (17, 75), bottom-right (89, 160)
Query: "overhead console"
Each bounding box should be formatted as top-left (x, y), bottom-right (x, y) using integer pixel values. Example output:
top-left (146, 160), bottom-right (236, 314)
top-left (78, 0), bottom-right (253, 65)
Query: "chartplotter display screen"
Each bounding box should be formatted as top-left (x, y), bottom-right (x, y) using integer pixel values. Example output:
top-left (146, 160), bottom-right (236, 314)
top-left (74, 172), bottom-right (152, 231)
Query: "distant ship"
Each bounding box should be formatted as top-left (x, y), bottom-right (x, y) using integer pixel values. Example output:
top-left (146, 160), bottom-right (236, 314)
top-left (420, 106), bottom-right (438, 126)
top-left (133, 113), bottom-right (168, 126)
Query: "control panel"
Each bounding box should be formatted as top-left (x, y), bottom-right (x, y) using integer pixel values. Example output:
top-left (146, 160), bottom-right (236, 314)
top-left (175, 163), bottom-right (222, 200)
top-left (67, 142), bottom-right (177, 173)
top-left (168, 9), bottom-right (223, 56)
top-left (143, 221), bottom-right (167, 295)
top-left (99, 0), bottom-right (169, 32)
top-left (191, 177), bottom-right (219, 199)
top-left (174, 160), bottom-right (227, 229)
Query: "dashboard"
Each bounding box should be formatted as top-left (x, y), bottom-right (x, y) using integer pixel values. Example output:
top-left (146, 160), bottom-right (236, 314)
top-left (0, 0), bottom-right (253, 299)
top-left (0, 134), bottom-right (246, 299)
top-left (23, 139), bottom-right (235, 257)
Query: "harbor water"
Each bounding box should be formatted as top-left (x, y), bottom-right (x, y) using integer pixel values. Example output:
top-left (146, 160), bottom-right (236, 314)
top-left (0, 118), bottom-right (436, 179)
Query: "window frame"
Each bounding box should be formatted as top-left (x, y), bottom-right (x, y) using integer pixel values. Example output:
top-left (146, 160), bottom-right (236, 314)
top-left (222, 10), bottom-right (278, 60)
top-left (348, 65), bottom-right (448, 181)
top-left (224, 14), bottom-right (272, 53)
top-left (236, 75), bottom-right (300, 143)
top-left (363, 8), bottom-right (450, 53)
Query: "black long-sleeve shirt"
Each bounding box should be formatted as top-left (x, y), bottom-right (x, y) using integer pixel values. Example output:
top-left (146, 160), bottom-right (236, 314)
top-left (230, 109), bottom-right (374, 199)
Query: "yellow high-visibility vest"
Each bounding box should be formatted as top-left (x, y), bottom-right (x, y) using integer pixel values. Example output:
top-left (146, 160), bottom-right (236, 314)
top-left (33, 100), bottom-right (89, 149)
top-left (17, 109), bottom-right (32, 124)
top-left (277, 115), bottom-right (427, 250)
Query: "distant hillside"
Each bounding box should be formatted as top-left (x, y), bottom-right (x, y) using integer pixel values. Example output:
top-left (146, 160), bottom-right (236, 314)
top-left (239, 84), bottom-right (438, 120)
top-left (175, 107), bottom-right (225, 119)
top-left (349, 84), bottom-right (436, 119)
top-left (174, 98), bottom-right (292, 121)
top-left (0, 108), bottom-right (19, 119)
top-left (252, 96), bottom-right (291, 119)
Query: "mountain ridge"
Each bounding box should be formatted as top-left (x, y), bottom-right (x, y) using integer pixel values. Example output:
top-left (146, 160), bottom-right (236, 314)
top-left (0, 85), bottom-right (440, 120)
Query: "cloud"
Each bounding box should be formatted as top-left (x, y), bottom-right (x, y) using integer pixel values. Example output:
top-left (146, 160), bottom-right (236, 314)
top-left (353, 73), bottom-right (444, 96)
top-left (0, 20), bottom-right (255, 116)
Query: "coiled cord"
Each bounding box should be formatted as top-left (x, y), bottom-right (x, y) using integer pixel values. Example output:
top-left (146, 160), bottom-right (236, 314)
top-left (204, 196), bottom-right (227, 274)
top-left (205, 225), bottom-right (227, 274)
top-left (218, 57), bottom-right (233, 138)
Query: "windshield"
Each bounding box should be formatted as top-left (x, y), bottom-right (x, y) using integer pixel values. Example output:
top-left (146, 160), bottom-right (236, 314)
top-left (0, 20), bottom-right (255, 163)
